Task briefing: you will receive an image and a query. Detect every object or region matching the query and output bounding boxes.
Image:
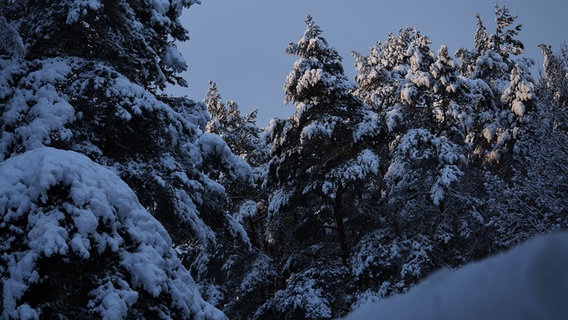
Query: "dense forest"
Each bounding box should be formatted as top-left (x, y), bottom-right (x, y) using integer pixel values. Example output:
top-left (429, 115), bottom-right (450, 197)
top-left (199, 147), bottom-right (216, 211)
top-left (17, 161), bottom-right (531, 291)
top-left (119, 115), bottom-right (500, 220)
top-left (1, 1), bottom-right (567, 319)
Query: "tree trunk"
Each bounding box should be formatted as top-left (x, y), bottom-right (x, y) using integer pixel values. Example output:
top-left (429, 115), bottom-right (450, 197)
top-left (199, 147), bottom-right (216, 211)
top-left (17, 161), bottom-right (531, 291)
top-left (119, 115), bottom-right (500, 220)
top-left (333, 184), bottom-right (349, 264)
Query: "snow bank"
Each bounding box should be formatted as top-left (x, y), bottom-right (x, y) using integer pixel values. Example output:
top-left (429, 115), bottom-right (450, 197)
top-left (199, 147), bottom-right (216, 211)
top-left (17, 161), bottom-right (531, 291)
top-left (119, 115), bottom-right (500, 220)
top-left (345, 232), bottom-right (568, 320)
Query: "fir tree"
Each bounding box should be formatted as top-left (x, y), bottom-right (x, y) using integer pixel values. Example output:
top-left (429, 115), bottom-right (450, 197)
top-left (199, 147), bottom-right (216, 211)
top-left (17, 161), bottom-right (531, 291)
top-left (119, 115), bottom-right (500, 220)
top-left (351, 21), bottom-right (497, 303)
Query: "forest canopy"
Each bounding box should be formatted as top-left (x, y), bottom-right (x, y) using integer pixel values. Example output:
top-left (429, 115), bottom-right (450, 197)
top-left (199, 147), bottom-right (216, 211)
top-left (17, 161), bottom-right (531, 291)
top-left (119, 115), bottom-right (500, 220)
top-left (1, 2), bottom-right (567, 319)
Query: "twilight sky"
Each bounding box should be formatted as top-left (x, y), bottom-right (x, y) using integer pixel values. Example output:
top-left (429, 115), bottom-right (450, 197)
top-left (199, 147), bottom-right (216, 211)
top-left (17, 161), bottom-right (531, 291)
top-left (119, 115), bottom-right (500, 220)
top-left (168, 0), bottom-right (568, 127)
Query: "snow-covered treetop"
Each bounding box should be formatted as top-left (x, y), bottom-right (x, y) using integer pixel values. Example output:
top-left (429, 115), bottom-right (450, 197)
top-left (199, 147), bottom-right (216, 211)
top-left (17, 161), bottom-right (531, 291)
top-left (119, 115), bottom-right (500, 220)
top-left (353, 27), bottom-right (434, 110)
top-left (286, 15), bottom-right (340, 63)
top-left (474, 14), bottom-right (489, 54)
top-left (538, 44), bottom-right (568, 106)
top-left (430, 44), bottom-right (465, 100)
top-left (284, 15), bottom-right (354, 106)
top-left (493, 5), bottom-right (524, 59)
top-left (204, 81), bottom-right (265, 167)
top-left (457, 5), bottom-right (526, 83)
top-left (1, 0), bottom-right (199, 89)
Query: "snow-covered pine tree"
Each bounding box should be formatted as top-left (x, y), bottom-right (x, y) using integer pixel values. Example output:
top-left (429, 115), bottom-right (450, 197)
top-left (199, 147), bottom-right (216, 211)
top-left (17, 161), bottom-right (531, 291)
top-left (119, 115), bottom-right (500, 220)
top-left (203, 82), bottom-right (268, 245)
top-left (455, 5), bottom-right (535, 168)
top-left (0, 1), bottom-right (252, 318)
top-left (200, 81), bottom-right (277, 319)
top-left (259, 15), bottom-right (382, 319)
top-left (351, 24), bottom-right (497, 302)
top-left (205, 81), bottom-right (266, 168)
top-left (485, 45), bottom-right (568, 249)
top-left (529, 44), bottom-right (568, 228)
top-left (539, 44), bottom-right (568, 107)
top-left (448, 7), bottom-right (541, 252)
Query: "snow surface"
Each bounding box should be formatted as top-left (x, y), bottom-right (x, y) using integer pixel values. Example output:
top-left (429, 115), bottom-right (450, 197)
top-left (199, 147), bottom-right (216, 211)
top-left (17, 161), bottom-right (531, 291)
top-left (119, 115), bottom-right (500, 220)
top-left (345, 232), bottom-right (568, 320)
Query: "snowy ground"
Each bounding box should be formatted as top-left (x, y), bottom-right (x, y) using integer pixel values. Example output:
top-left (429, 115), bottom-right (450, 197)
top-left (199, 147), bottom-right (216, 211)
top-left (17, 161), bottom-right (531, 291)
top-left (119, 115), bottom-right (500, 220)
top-left (345, 232), bottom-right (568, 320)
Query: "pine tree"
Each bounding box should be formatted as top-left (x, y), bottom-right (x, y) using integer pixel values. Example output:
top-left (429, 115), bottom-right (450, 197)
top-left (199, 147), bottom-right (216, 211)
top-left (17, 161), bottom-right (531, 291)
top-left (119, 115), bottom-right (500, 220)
top-left (539, 44), bottom-right (568, 106)
top-left (352, 23), bottom-right (497, 303)
top-left (199, 82), bottom-right (277, 319)
top-left (260, 16), bottom-right (382, 319)
top-left (453, 6), bottom-right (536, 170)
top-left (353, 27), bottom-right (433, 112)
top-left (202, 81), bottom-right (268, 250)
top-left (205, 81), bottom-right (266, 167)
top-left (450, 6), bottom-right (542, 255)
top-left (486, 46), bottom-right (568, 249)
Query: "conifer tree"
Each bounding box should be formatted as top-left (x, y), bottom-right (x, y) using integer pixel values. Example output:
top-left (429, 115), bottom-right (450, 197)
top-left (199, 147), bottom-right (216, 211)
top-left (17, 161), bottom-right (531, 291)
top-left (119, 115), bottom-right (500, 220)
top-left (539, 44), bottom-right (568, 106)
top-left (205, 81), bottom-right (266, 167)
top-left (198, 82), bottom-right (276, 319)
top-left (202, 81), bottom-right (267, 248)
top-left (453, 6), bottom-right (536, 169)
top-left (260, 16), bottom-right (382, 319)
top-left (351, 21), bottom-right (497, 303)
top-left (270, 15), bottom-right (381, 260)
top-left (0, 1), bottom-right (252, 318)
top-left (486, 46), bottom-right (568, 249)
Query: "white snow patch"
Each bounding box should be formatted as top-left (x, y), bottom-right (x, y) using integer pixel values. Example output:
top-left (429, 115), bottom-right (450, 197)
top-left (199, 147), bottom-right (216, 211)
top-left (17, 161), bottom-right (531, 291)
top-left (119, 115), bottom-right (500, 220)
top-left (163, 45), bottom-right (187, 73)
top-left (66, 0), bottom-right (103, 24)
top-left (385, 105), bottom-right (404, 132)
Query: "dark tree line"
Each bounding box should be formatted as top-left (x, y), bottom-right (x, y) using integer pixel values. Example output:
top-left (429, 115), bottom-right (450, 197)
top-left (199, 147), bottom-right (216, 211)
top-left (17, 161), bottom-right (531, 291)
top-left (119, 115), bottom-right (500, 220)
top-left (207, 7), bottom-right (568, 319)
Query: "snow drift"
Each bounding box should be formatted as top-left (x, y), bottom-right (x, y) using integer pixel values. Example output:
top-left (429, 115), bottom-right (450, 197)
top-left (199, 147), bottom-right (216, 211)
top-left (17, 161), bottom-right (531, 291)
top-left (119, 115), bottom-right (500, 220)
top-left (345, 232), bottom-right (568, 320)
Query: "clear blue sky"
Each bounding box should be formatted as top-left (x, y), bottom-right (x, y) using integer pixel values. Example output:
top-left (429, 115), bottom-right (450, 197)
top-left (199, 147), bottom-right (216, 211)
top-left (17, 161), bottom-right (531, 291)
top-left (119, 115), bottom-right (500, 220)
top-left (168, 0), bottom-right (568, 127)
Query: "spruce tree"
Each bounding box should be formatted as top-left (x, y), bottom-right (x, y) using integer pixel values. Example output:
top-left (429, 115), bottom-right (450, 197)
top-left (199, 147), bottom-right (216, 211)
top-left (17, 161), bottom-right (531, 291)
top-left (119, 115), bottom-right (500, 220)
top-left (0, 1), bottom-right (252, 318)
